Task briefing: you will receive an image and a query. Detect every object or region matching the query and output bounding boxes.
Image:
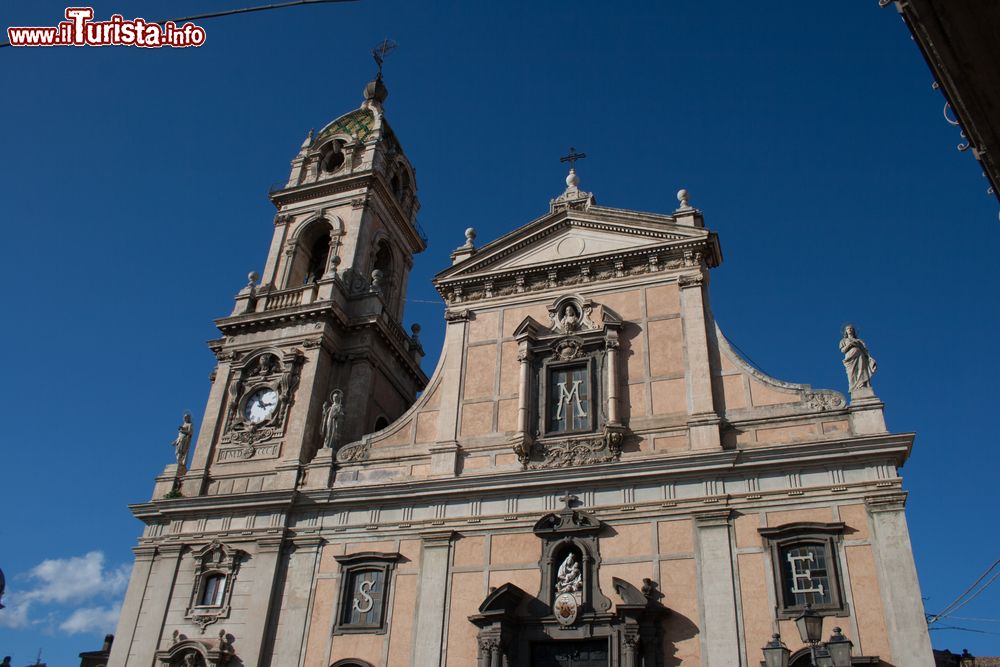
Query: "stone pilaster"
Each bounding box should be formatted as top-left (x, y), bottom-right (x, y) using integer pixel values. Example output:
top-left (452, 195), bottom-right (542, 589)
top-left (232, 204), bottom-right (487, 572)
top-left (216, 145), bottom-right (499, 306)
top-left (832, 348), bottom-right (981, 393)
top-left (107, 545), bottom-right (158, 667)
top-left (694, 509), bottom-right (741, 666)
top-left (865, 493), bottom-right (935, 666)
top-left (273, 346), bottom-right (324, 488)
top-left (412, 531), bottom-right (455, 667)
top-left (606, 337), bottom-right (621, 425)
top-left (432, 312), bottom-right (470, 476)
top-left (679, 272), bottom-right (721, 449)
top-left (238, 536), bottom-right (285, 666)
top-left (128, 543), bottom-right (184, 667)
top-left (265, 537), bottom-right (325, 666)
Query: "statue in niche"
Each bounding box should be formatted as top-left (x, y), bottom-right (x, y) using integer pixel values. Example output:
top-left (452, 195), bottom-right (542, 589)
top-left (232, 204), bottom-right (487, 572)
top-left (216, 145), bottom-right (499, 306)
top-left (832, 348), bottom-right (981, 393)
top-left (255, 354), bottom-right (278, 376)
top-left (321, 390), bottom-right (345, 449)
top-left (839, 324), bottom-right (877, 392)
top-left (559, 304), bottom-right (580, 333)
top-left (555, 552), bottom-right (583, 593)
top-left (171, 414), bottom-right (194, 467)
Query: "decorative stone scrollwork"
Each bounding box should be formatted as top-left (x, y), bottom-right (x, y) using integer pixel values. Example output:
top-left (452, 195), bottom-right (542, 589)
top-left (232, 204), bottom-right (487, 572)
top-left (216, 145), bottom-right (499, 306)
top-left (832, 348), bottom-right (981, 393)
top-left (477, 637), bottom-right (500, 655)
top-left (340, 267), bottom-right (372, 295)
top-left (157, 628), bottom-right (235, 667)
top-left (443, 308), bottom-right (471, 322)
top-left (336, 441), bottom-right (370, 462)
top-left (511, 433), bottom-right (533, 467)
top-left (530, 429), bottom-right (624, 469)
top-left (552, 337), bottom-right (584, 361)
top-left (803, 390), bottom-right (847, 411)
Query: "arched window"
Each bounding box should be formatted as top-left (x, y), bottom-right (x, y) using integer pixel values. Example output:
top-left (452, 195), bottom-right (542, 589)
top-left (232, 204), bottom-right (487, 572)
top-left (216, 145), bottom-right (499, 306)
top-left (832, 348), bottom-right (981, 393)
top-left (372, 241), bottom-right (393, 288)
top-left (305, 233), bottom-right (331, 284)
top-left (319, 140), bottom-right (345, 173)
top-left (198, 573), bottom-right (226, 607)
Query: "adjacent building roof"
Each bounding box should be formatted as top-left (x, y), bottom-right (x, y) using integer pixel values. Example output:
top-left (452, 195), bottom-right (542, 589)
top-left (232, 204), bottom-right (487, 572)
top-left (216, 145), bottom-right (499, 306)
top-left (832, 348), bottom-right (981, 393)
top-left (887, 0), bottom-right (1000, 206)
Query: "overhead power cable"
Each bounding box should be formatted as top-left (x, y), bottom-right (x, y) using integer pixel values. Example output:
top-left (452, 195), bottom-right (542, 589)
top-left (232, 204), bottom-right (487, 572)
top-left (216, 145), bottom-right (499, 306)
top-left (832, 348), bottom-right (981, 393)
top-left (928, 625), bottom-right (1000, 638)
top-left (927, 558), bottom-right (1000, 625)
top-left (1, 0), bottom-right (359, 48)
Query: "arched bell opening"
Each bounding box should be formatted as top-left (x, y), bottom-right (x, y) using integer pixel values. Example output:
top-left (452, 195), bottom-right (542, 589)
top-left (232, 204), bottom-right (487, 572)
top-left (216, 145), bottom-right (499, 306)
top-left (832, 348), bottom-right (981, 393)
top-left (285, 219), bottom-right (335, 287)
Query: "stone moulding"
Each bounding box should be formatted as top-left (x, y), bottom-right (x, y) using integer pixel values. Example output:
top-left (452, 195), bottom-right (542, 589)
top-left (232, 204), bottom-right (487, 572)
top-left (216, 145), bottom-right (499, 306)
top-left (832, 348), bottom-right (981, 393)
top-left (711, 322), bottom-right (847, 413)
top-left (436, 243), bottom-right (712, 306)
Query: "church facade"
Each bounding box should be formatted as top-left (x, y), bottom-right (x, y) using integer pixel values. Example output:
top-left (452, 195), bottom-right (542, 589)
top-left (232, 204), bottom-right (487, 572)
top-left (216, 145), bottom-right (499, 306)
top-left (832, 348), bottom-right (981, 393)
top-left (109, 77), bottom-right (935, 667)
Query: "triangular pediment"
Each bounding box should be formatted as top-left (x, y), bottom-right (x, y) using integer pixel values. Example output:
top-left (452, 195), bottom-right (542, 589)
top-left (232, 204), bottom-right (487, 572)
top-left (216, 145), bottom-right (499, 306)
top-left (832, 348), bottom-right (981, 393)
top-left (490, 225), bottom-right (663, 271)
top-left (437, 208), bottom-right (711, 283)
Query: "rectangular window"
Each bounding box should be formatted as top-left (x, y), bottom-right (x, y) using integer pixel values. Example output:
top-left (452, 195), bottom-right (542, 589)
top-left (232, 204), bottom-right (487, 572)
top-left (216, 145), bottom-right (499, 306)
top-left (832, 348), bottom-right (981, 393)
top-left (333, 552), bottom-right (399, 635)
top-left (780, 544), bottom-right (834, 608)
top-left (341, 569), bottom-right (386, 628)
top-left (760, 523), bottom-right (848, 618)
top-left (548, 365), bottom-right (591, 433)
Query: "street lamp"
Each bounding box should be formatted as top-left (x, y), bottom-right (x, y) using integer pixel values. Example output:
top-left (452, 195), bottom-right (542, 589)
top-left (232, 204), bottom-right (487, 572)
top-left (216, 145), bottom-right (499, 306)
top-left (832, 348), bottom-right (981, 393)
top-left (826, 627), bottom-right (854, 666)
top-left (786, 605), bottom-right (853, 667)
top-left (762, 633), bottom-right (790, 667)
top-left (813, 647), bottom-right (834, 667)
top-left (794, 604), bottom-right (824, 645)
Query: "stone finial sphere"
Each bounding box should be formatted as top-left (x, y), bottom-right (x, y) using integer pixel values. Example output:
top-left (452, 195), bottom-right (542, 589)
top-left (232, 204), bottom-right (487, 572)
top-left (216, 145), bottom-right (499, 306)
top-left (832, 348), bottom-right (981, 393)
top-left (677, 189), bottom-right (689, 205)
top-left (248, 271), bottom-right (259, 283)
top-left (411, 323), bottom-right (421, 334)
top-left (465, 227), bottom-right (477, 242)
top-left (566, 169), bottom-right (580, 188)
top-left (364, 78), bottom-right (388, 103)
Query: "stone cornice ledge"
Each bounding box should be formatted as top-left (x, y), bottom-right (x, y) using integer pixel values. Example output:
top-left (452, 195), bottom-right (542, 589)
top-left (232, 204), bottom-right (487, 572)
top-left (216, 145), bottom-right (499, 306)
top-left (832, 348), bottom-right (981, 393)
top-left (130, 489), bottom-right (298, 520)
top-left (307, 433), bottom-right (914, 507)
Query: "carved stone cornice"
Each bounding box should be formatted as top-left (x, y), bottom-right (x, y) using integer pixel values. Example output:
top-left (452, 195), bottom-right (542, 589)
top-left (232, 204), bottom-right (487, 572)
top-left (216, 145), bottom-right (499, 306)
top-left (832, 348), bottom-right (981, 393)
top-left (865, 491), bottom-right (908, 513)
top-left (422, 530), bottom-right (456, 548)
top-left (133, 545), bottom-right (159, 560)
top-left (693, 508), bottom-right (733, 527)
top-left (677, 271), bottom-right (705, 288)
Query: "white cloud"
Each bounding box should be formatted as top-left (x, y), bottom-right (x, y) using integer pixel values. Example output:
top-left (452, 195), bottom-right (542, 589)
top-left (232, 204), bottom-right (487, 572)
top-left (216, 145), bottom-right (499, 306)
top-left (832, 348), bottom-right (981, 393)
top-left (60, 603), bottom-right (122, 634)
top-left (25, 551), bottom-right (129, 604)
top-left (0, 551), bottom-right (130, 633)
top-left (0, 596), bottom-right (31, 629)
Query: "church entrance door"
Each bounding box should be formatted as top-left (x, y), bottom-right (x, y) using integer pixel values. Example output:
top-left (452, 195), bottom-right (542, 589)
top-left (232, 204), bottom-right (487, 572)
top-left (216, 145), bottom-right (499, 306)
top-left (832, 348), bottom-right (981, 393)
top-left (530, 639), bottom-right (609, 667)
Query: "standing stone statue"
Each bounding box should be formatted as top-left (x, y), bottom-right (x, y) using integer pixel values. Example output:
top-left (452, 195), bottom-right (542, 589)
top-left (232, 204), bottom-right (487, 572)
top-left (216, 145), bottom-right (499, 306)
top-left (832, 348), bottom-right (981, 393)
top-left (839, 324), bottom-right (877, 393)
top-left (171, 413), bottom-right (194, 467)
top-left (555, 552), bottom-right (583, 593)
top-left (321, 390), bottom-right (345, 449)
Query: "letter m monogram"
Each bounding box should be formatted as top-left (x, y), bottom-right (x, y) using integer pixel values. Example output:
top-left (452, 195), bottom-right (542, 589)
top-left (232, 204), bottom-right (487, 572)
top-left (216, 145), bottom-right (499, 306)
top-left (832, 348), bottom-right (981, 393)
top-left (556, 379), bottom-right (588, 420)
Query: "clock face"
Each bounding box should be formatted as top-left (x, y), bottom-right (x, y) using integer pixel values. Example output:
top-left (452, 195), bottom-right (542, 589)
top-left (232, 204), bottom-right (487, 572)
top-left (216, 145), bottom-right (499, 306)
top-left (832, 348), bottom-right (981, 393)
top-left (244, 388), bottom-right (278, 424)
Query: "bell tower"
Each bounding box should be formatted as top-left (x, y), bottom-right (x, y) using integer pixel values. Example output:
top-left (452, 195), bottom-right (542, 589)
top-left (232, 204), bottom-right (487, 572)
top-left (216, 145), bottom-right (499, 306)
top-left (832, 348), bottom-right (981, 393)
top-left (175, 75), bottom-right (428, 498)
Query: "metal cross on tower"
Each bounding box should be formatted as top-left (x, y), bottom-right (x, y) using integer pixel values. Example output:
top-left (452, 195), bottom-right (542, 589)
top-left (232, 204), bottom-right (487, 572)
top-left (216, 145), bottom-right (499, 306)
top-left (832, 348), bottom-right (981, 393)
top-left (372, 38), bottom-right (398, 79)
top-left (560, 147), bottom-right (587, 168)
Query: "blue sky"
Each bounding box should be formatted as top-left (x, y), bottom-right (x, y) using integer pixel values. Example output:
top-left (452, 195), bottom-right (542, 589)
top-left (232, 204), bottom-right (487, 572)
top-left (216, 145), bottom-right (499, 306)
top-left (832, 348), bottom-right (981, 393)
top-left (2, 1), bottom-right (998, 663)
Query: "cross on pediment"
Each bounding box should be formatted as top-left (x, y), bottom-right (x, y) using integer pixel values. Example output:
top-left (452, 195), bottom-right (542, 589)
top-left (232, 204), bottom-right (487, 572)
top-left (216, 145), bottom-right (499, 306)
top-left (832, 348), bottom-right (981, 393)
top-left (559, 491), bottom-right (578, 511)
top-left (559, 147), bottom-right (587, 168)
